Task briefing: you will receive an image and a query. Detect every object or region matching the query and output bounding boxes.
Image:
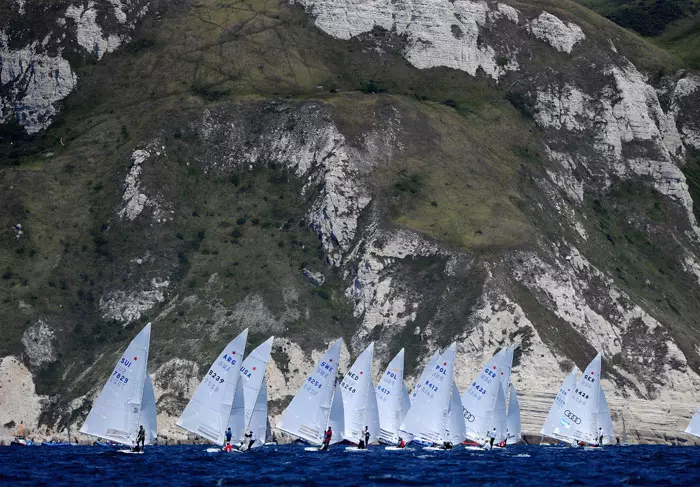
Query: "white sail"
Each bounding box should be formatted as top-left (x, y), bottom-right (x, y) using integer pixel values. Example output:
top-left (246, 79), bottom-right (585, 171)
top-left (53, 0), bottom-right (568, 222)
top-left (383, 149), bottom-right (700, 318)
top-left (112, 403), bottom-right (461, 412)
top-left (328, 383), bottom-right (345, 444)
top-left (400, 343), bottom-right (456, 444)
top-left (140, 375), bottom-right (158, 445)
top-left (552, 354), bottom-right (602, 444)
top-left (240, 337), bottom-right (273, 440)
top-left (401, 385), bottom-right (411, 420)
top-left (446, 382), bottom-right (466, 444)
top-left (376, 348), bottom-right (407, 444)
top-left (461, 348), bottom-right (511, 443)
top-left (492, 382), bottom-right (508, 443)
top-left (176, 329), bottom-right (248, 445)
top-left (341, 342), bottom-right (380, 443)
top-left (277, 338), bottom-right (343, 445)
top-left (597, 388), bottom-right (614, 445)
top-left (244, 375), bottom-right (269, 449)
top-left (685, 408), bottom-right (700, 438)
top-left (80, 323), bottom-right (152, 446)
top-left (229, 372), bottom-right (246, 444)
top-left (506, 385), bottom-right (521, 445)
top-left (541, 367), bottom-right (578, 439)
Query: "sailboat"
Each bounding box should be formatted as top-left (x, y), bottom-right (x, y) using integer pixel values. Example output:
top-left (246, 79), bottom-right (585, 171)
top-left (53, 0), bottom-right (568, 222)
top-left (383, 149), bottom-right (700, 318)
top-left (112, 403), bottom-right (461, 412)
top-left (541, 367), bottom-right (578, 442)
top-left (341, 342), bottom-right (380, 446)
top-left (461, 347), bottom-right (512, 447)
top-left (506, 385), bottom-right (522, 445)
top-left (684, 408), bottom-right (700, 438)
top-left (400, 343), bottom-right (456, 447)
top-left (551, 353), bottom-right (610, 447)
top-left (620, 411), bottom-right (630, 445)
top-left (598, 389), bottom-right (614, 445)
top-left (238, 336), bottom-right (274, 450)
top-left (176, 328), bottom-right (248, 450)
top-left (277, 339), bottom-right (344, 449)
top-left (80, 323), bottom-right (157, 453)
top-left (376, 348), bottom-right (408, 445)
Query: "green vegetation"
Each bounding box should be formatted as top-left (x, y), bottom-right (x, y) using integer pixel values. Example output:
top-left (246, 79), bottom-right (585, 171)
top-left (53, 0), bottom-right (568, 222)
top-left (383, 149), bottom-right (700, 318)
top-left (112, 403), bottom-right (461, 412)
top-left (574, 0), bottom-right (700, 68)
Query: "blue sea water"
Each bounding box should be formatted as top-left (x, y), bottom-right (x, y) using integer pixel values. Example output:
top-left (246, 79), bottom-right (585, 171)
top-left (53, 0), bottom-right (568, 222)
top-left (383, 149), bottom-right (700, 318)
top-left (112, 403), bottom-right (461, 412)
top-left (0, 444), bottom-right (699, 486)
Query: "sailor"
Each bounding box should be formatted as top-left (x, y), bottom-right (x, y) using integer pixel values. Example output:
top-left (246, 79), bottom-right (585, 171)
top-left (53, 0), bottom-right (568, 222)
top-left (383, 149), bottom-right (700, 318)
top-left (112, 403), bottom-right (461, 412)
top-left (133, 425), bottom-right (146, 452)
top-left (363, 426), bottom-right (370, 449)
top-left (225, 427), bottom-right (233, 445)
top-left (488, 427), bottom-right (497, 449)
top-left (598, 427), bottom-right (604, 446)
top-left (442, 441), bottom-right (453, 450)
top-left (321, 426), bottom-right (332, 450)
top-left (244, 430), bottom-right (255, 450)
top-left (398, 437), bottom-right (406, 449)
top-left (18, 421), bottom-right (25, 438)
top-left (223, 441), bottom-right (233, 452)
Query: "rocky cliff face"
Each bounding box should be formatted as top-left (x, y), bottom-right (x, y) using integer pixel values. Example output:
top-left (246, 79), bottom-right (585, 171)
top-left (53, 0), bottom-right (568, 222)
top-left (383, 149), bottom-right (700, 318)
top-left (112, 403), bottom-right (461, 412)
top-left (2, 0), bottom-right (700, 444)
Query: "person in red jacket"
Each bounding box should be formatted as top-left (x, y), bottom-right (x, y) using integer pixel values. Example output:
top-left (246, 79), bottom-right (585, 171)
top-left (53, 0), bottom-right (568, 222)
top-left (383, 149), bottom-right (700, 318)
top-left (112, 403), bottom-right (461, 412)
top-left (321, 427), bottom-right (332, 450)
top-left (223, 441), bottom-right (233, 452)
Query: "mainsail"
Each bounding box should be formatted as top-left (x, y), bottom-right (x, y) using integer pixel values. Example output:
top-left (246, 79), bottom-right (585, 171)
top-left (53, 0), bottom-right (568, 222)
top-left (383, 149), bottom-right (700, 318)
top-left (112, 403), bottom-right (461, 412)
top-left (277, 338), bottom-right (343, 445)
top-left (328, 383), bottom-right (345, 444)
top-left (461, 348), bottom-right (512, 443)
top-left (552, 354), bottom-right (602, 444)
top-left (400, 343), bottom-right (456, 444)
top-left (176, 329), bottom-right (249, 446)
top-left (245, 375), bottom-right (269, 448)
top-left (541, 367), bottom-right (578, 439)
top-left (506, 385), bottom-right (522, 445)
top-left (80, 323), bottom-right (155, 446)
top-left (685, 408), bottom-right (700, 438)
top-left (140, 375), bottom-right (158, 444)
top-left (239, 336), bottom-right (274, 448)
top-left (376, 348), bottom-right (407, 444)
top-left (446, 382), bottom-right (467, 444)
top-left (341, 342), bottom-right (380, 444)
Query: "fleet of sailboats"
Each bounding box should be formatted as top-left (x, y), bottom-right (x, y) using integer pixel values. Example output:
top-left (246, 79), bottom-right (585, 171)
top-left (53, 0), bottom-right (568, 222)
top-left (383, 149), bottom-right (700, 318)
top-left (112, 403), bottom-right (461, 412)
top-left (82, 324), bottom-right (700, 452)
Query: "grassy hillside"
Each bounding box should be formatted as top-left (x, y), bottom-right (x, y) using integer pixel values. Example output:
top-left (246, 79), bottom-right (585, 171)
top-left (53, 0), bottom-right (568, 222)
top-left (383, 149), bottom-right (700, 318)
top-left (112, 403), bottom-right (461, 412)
top-left (2, 0), bottom-right (700, 419)
top-left (575, 0), bottom-right (700, 68)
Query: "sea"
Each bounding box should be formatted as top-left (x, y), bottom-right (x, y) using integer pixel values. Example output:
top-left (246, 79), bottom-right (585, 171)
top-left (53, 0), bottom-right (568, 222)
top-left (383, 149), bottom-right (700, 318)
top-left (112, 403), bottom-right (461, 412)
top-left (1, 444), bottom-right (699, 486)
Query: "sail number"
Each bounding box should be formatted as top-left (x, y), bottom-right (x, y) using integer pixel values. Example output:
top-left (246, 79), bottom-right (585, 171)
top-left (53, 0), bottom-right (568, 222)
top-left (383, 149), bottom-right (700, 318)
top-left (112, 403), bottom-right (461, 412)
top-left (341, 381), bottom-right (357, 394)
top-left (307, 377), bottom-right (323, 389)
top-left (112, 370), bottom-right (129, 384)
top-left (583, 374), bottom-right (596, 384)
top-left (377, 385), bottom-right (391, 395)
top-left (120, 357), bottom-right (132, 368)
top-left (208, 369), bottom-right (224, 383)
top-left (424, 380), bottom-right (439, 392)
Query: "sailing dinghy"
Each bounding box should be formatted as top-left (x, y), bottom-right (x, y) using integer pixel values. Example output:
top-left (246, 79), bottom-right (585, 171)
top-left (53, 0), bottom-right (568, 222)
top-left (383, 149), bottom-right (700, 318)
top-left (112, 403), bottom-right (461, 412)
top-left (506, 385), bottom-right (522, 445)
top-left (400, 343), bottom-right (457, 447)
top-left (239, 336), bottom-right (274, 450)
top-left (341, 342), bottom-right (380, 446)
top-left (177, 329), bottom-right (248, 451)
top-left (551, 353), bottom-right (611, 447)
top-left (80, 323), bottom-right (157, 453)
top-left (278, 339), bottom-right (344, 450)
top-left (540, 367), bottom-right (578, 442)
top-left (461, 348), bottom-right (513, 447)
top-left (376, 348), bottom-right (409, 445)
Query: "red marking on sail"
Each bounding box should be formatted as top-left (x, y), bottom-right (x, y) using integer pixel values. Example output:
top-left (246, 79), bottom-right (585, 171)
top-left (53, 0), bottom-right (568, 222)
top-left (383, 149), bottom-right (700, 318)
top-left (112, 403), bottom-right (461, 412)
top-left (252, 367), bottom-right (256, 371)
top-left (360, 371), bottom-right (363, 375)
top-left (443, 362), bottom-right (447, 366)
top-left (134, 357), bottom-right (138, 361)
top-left (492, 366), bottom-right (496, 369)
